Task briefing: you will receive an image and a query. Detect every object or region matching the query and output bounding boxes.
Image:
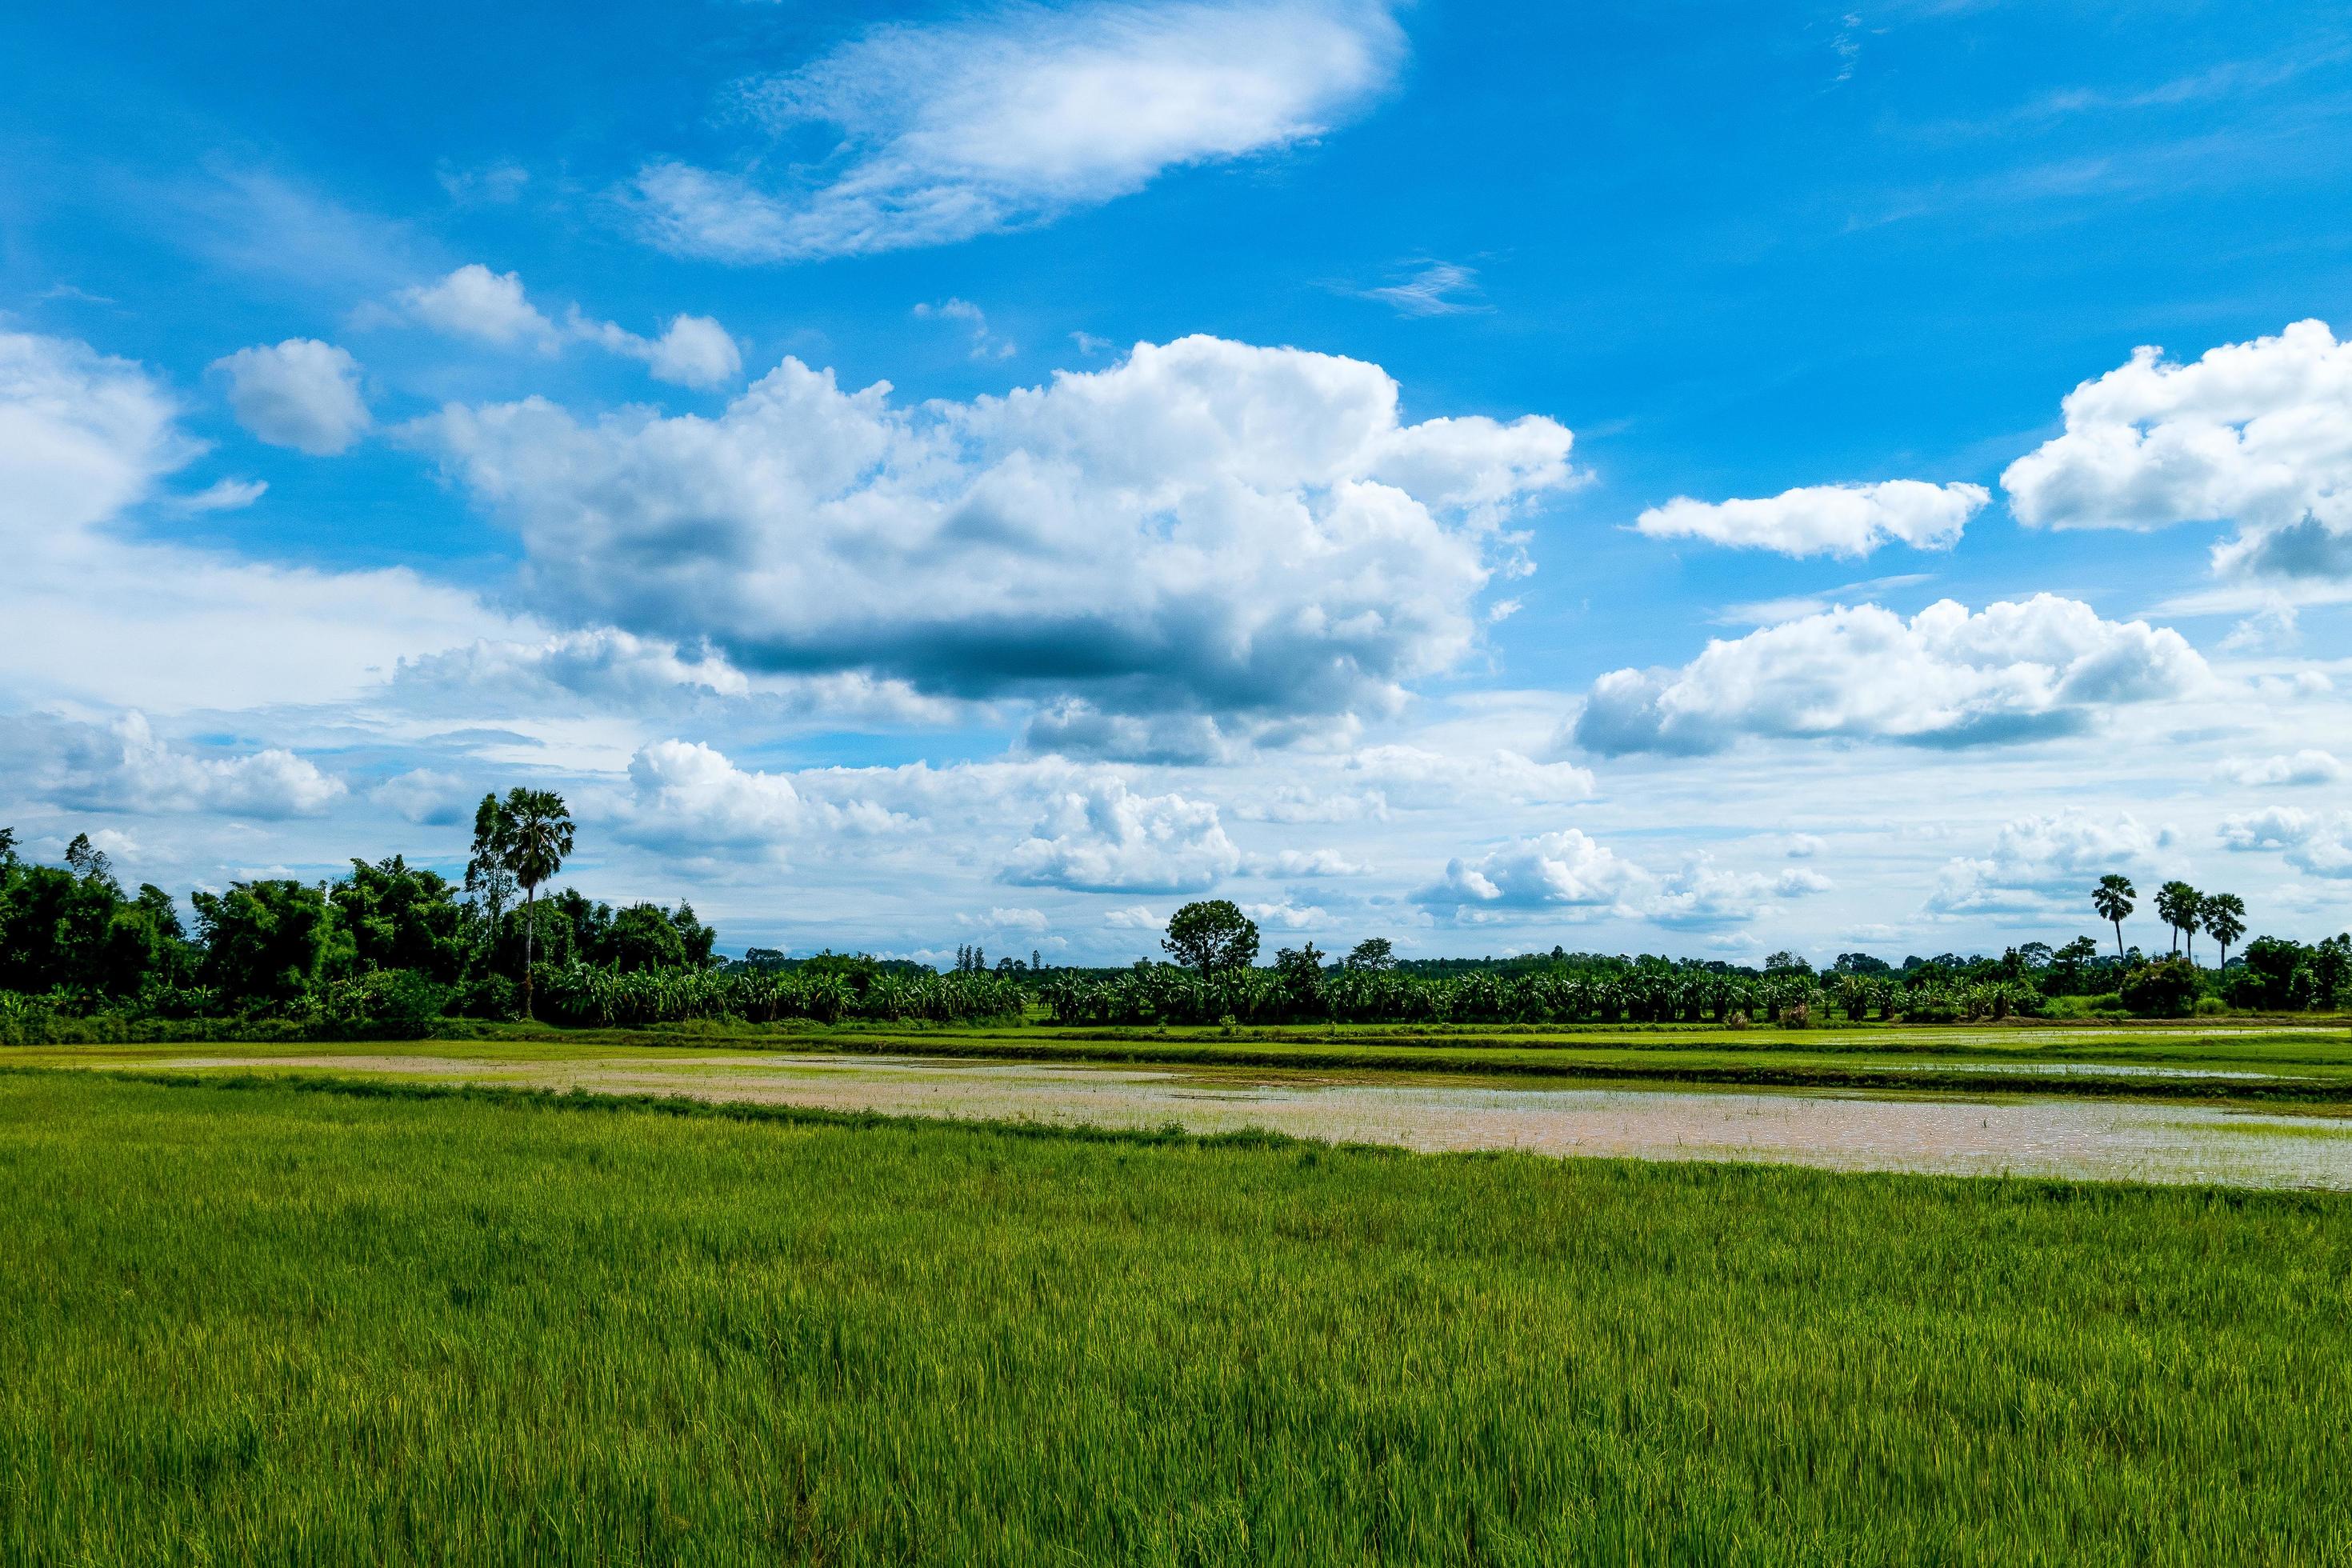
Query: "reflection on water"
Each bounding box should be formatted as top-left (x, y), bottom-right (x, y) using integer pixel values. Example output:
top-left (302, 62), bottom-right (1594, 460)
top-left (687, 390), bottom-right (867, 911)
top-left (127, 1050), bottom-right (2352, 1191)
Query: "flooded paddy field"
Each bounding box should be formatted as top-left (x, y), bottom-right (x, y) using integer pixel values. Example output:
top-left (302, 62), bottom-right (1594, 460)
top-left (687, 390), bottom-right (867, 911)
top-left (45, 1042), bottom-right (2352, 1190)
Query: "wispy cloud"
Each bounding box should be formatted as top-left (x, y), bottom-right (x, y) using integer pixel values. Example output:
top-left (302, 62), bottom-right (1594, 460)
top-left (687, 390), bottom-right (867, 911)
top-left (1348, 260), bottom-right (1485, 318)
top-left (632, 0), bottom-right (1406, 262)
top-left (915, 298), bottom-right (1017, 361)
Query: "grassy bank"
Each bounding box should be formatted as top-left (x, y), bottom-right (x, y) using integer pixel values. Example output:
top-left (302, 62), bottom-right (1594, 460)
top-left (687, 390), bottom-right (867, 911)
top-left (2, 1072), bottom-right (2348, 1564)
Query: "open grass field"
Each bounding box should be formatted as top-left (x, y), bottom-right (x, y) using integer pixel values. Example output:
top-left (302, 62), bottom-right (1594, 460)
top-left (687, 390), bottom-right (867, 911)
top-left (4, 1069), bottom-right (2350, 1564)
top-left (20, 1014), bottom-right (2352, 1106)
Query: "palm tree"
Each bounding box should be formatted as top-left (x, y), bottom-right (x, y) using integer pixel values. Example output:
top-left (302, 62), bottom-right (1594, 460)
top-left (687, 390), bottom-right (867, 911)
top-left (2154, 881), bottom-right (2200, 959)
top-left (498, 788), bottom-right (574, 1019)
top-left (2092, 874), bottom-right (2135, 960)
top-left (2202, 893), bottom-right (2246, 970)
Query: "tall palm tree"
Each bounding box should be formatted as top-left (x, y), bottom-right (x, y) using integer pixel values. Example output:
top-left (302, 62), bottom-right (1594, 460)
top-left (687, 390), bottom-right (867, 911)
top-left (2154, 881), bottom-right (2200, 960)
top-left (2092, 874), bottom-right (2135, 960)
top-left (2202, 893), bottom-right (2246, 970)
top-left (499, 788), bottom-right (574, 1019)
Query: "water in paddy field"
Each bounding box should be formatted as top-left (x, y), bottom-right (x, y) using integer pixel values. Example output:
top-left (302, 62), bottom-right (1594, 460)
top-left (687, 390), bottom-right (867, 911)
top-left (121, 1050), bottom-right (2352, 1191)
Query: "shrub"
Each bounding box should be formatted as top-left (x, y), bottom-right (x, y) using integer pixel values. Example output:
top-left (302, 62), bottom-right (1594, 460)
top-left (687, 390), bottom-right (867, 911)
top-left (2118, 958), bottom-right (2199, 1018)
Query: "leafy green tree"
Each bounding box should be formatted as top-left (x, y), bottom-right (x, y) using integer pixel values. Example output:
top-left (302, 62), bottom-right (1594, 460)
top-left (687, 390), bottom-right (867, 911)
top-left (192, 880), bottom-right (342, 1011)
top-left (2118, 957), bottom-right (2198, 1018)
top-left (2047, 936), bottom-right (2100, 995)
top-left (1345, 938), bottom-right (1396, 971)
top-left (2092, 874), bottom-right (2135, 959)
top-left (1273, 942), bottom-right (1327, 1009)
top-left (669, 901), bottom-right (717, 967)
top-left (2238, 936), bottom-right (2310, 1010)
top-left (1162, 900), bottom-right (1258, 975)
top-left (606, 902), bottom-right (688, 972)
top-left (330, 857), bottom-right (467, 981)
top-left (2200, 893), bottom-right (2246, 970)
top-left (463, 795), bottom-right (518, 924)
top-left (2314, 935), bottom-right (2352, 1010)
top-left (0, 834), bottom-right (192, 1002)
top-left (2154, 881), bottom-right (2200, 959)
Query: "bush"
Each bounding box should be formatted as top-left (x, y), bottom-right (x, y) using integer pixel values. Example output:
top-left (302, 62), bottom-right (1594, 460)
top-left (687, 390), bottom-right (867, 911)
top-left (449, 974), bottom-right (520, 1022)
top-left (315, 969), bottom-right (451, 1037)
top-left (2119, 958), bottom-right (2199, 1018)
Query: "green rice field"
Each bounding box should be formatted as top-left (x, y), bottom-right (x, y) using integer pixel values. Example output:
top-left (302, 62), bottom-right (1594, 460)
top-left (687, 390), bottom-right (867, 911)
top-left (3, 1068), bottom-right (2350, 1564)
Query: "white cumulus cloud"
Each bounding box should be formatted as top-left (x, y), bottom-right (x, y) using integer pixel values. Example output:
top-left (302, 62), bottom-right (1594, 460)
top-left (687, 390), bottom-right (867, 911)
top-left (571, 312), bottom-right (742, 389)
top-left (2217, 806), bottom-right (2352, 878)
top-left (1574, 595), bottom-right (2208, 755)
top-left (398, 265), bottom-right (561, 350)
top-left (1000, 778), bottom-right (1240, 893)
top-left (369, 768), bottom-right (472, 826)
top-left (1412, 828), bottom-right (1643, 914)
top-left (1926, 812), bottom-right (2171, 915)
top-left (211, 338), bottom-right (370, 455)
top-left (1635, 480), bottom-right (1989, 558)
top-left (617, 740), bottom-right (907, 858)
top-left (10, 712), bottom-right (343, 818)
top-left (415, 334), bottom-right (1573, 726)
top-left (2002, 318), bottom-right (2352, 579)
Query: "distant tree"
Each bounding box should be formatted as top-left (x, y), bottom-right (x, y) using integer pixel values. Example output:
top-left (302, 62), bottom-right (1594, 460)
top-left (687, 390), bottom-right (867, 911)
top-left (1274, 942), bottom-right (1326, 1008)
top-left (63, 833), bottom-right (114, 887)
top-left (2315, 935), bottom-right (2352, 1010)
top-left (463, 795), bottom-right (518, 925)
top-left (330, 856), bottom-right (467, 981)
top-left (2092, 874), bottom-right (2136, 959)
top-left (2201, 893), bottom-right (2246, 970)
top-left (1763, 950), bottom-right (1813, 975)
top-left (2238, 936), bottom-right (2310, 1011)
top-left (0, 826), bottom-right (17, 868)
top-left (1346, 937), bottom-right (1397, 971)
top-left (2154, 881), bottom-right (2200, 959)
top-left (1832, 952), bottom-right (1893, 976)
top-left (2119, 957), bottom-right (2198, 1018)
top-left (606, 902), bottom-right (689, 972)
top-left (2049, 936), bottom-right (2100, 994)
top-left (478, 789), bottom-right (574, 1018)
top-left (1162, 901), bottom-right (1258, 975)
top-left (0, 844), bottom-right (190, 1001)
top-left (192, 879), bottom-right (342, 1010)
top-left (669, 901), bottom-right (717, 967)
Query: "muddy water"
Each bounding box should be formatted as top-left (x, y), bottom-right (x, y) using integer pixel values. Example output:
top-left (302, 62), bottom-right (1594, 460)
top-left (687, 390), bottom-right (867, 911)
top-left (126, 1050), bottom-right (2352, 1190)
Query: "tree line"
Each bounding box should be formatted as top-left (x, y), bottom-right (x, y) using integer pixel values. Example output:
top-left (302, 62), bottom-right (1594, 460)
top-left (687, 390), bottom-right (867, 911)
top-left (2, 808), bottom-right (2346, 1039)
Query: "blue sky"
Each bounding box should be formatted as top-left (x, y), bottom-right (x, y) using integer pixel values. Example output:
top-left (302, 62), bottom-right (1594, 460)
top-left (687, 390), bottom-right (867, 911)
top-left (6, 0), bottom-right (2352, 963)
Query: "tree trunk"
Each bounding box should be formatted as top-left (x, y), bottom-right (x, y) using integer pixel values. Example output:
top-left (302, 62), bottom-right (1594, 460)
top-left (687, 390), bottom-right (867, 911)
top-left (523, 883), bottom-right (536, 1019)
top-left (2113, 920), bottom-right (2124, 960)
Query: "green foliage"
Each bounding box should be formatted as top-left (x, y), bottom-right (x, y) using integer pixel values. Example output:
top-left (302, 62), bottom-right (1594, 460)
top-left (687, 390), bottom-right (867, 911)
top-left (330, 856), bottom-right (467, 981)
top-left (1035, 960), bottom-right (2048, 1028)
top-left (537, 962), bottom-right (1022, 1027)
top-left (6, 1071), bottom-right (2351, 1562)
top-left (0, 848), bottom-right (194, 1004)
top-left (1162, 899), bottom-right (1259, 974)
top-left (2120, 957), bottom-right (2201, 1018)
top-left (190, 879), bottom-right (342, 1012)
